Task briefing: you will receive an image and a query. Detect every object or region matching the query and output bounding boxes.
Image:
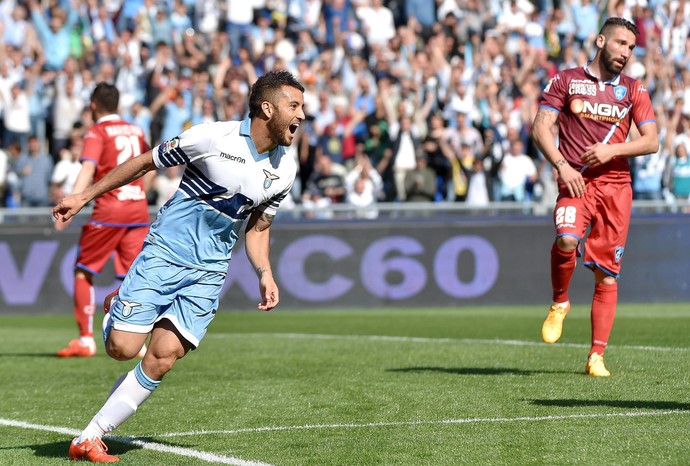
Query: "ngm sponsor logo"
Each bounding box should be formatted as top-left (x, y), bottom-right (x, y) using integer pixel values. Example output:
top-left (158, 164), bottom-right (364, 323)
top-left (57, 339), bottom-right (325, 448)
top-left (570, 99), bottom-right (629, 123)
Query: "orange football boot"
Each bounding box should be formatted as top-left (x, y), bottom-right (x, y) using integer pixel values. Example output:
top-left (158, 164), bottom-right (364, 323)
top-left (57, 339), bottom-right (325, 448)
top-left (56, 339), bottom-right (96, 358)
top-left (69, 437), bottom-right (119, 462)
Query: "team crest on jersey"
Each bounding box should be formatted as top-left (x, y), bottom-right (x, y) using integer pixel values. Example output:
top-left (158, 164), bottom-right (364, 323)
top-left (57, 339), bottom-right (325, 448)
top-left (263, 169), bottom-right (279, 189)
top-left (119, 300), bottom-right (141, 318)
top-left (161, 137), bottom-right (180, 154)
top-left (613, 86), bottom-right (627, 100)
top-left (614, 246), bottom-right (625, 263)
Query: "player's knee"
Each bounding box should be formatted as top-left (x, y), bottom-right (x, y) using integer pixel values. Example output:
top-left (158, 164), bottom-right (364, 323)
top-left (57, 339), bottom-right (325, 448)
top-left (105, 338), bottom-right (143, 361)
top-left (595, 270), bottom-right (617, 285)
top-left (556, 235), bottom-right (578, 252)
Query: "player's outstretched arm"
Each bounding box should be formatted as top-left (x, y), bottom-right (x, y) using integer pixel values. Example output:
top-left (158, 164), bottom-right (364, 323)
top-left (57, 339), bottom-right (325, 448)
top-left (54, 160), bottom-right (97, 231)
top-left (245, 210), bottom-right (279, 311)
top-left (53, 150), bottom-right (156, 224)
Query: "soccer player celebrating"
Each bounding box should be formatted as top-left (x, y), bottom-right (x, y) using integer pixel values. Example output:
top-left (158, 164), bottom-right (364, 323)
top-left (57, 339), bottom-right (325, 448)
top-left (53, 70), bottom-right (305, 462)
top-left (56, 83), bottom-right (151, 358)
top-left (531, 17), bottom-right (658, 376)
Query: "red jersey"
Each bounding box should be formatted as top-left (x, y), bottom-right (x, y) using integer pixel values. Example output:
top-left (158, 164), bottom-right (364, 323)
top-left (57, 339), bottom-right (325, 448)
top-left (538, 64), bottom-right (656, 184)
top-left (81, 114), bottom-right (151, 225)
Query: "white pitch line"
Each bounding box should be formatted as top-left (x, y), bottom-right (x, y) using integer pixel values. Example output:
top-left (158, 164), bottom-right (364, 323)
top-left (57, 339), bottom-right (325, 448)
top-left (206, 332), bottom-right (690, 352)
top-left (0, 418), bottom-right (273, 466)
top-left (156, 410), bottom-right (690, 438)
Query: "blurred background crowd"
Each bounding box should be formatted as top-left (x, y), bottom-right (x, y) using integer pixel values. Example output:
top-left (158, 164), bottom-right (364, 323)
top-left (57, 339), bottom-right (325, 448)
top-left (0, 0), bottom-right (689, 217)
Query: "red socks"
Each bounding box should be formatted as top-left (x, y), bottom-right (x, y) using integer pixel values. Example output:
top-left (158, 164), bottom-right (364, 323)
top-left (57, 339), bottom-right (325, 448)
top-left (551, 243), bottom-right (576, 303)
top-left (590, 282), bottom-right (617, 355)
top-left (74, 275), bottom-right (95, 338)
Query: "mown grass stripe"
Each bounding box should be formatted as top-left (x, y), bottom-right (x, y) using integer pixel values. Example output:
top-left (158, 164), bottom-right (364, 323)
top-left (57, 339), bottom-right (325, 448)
top-left (155, 410), bottom-right (690, 438)
top-left (206, 332), bottom-right (690, 352)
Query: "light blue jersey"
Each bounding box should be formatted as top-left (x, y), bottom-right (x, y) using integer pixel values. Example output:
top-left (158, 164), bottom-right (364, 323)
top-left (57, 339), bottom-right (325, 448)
top-left (108, 118), bottom-right (296, 347)
top-left (148, 118), bottom-right (296, 274)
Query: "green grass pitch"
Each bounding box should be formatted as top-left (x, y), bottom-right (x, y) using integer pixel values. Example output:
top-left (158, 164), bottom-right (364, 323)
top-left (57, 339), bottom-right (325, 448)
top-left (1, 304), bottom-right (689, 465)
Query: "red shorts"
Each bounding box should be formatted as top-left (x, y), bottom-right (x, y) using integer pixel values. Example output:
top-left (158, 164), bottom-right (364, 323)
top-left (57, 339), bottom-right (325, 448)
top-left (553, 181), bottom-right (632, 278)
top-left (75, 222), bottom-right (149, 278)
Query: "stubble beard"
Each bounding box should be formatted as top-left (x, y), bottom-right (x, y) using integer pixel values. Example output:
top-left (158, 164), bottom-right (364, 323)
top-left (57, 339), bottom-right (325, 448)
top-left (267, 115), bottom-right (291, 147)
top-left (601, 44), bottom-right (626, 76)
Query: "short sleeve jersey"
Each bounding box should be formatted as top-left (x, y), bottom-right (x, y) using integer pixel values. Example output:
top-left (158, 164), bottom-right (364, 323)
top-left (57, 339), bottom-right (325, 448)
top-left (82, 115), bottom-right (151, 225)
top-left (538, 63), bottom-right (656, 183)
top-left (149, 118), bottom-right (296, 273)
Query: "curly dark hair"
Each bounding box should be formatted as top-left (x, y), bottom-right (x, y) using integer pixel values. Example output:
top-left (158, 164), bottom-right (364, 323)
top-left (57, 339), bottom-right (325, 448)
top-left (599, 17), bottom-right (638, 37)
top-left (248, 70), bottom-right (305, 118)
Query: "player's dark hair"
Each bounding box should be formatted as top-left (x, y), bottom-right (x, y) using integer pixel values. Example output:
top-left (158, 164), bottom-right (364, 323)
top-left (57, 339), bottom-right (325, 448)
top-left (248, 70), bottom-right (305, 118)
top-left (91, 82), bottom-right (120, 113)
top-left (599, 17), bottom-right (638, 37)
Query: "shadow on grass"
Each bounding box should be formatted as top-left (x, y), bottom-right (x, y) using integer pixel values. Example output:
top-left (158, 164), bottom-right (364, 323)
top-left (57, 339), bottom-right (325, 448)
top-left (528, 399), bottom-right (690, 410)
top-left (1, 439), bottom-right (140, 461)
top-left (8, 435), bottom-right (200, 461)
top-left (388, 366), bottom-right (575, 376)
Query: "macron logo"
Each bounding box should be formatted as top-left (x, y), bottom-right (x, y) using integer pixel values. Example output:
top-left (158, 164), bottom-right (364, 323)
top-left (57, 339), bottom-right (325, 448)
top-left (219, 152), bottom-right (245, 164)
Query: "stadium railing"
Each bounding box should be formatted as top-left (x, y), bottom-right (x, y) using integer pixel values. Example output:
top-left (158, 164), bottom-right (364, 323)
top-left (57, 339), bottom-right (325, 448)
top-left (1, 199), bottom-right (689, 225)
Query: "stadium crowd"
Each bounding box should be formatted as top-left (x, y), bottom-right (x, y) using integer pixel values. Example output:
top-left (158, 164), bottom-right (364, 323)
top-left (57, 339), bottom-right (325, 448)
top-left (0, 0), bottom-right (689, 214)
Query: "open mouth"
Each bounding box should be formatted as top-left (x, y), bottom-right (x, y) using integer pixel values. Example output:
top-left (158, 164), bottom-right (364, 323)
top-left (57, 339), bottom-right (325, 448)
top-left (288, 123), bottom-right (300, 134)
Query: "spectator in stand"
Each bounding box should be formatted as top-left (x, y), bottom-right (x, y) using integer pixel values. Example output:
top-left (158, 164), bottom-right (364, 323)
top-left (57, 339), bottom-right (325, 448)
top-left (1, 82), bottom-right (31, 153)
top-left (225, 0), bottom-right (254, 58)
top-left (302, 153), bottom-right (346, 218)
top-left (1, 1), bottom-right (31, 49)
top-left (664, 141), bottom-right (690, 202)
top-left (464, 155), bottom-right (492, 207)
top-left (356, 0), bottom-right (396, 49)
top-left (51, 76), bottom-right (85, 163)
top-left (114, 53), bottom-right (145, 116)
top-left (25, 63), bottom-right (49, 152)
top-left (50, 140), bottom-right (83, 204)
top-left (421, 112), bottom-right (452, 201)
top-left (632, 120), bottom-right (667, 201)
top-left (480, 127), bottom-right (507, 202)
top-left (149, 84), bottom-right (192, 145)
top-left (390, 113), bottom-right (420, 201)
top-left (326, 95), bottom-right (362, 169)
top-left (322, 0), bottom-right (356, 50)
top-left (124, 101), bottom-right (153, 143)
top-left (4, 141), bottom-right (23, 207)
top-left (405, 0), bottom-right (436, 31)
top-left (571, 0), bottom-right (599, 51)
top-left (28, 0), bottom-right (79, 71)
top-left (499, 138), bottom-right (537, 202)
top-left (316, 120), bottom-right (345, 166)
top-left (16, 135), bottom-right (54, 207)
top-left (362, 115), bottom-right (395, 201)
top-left (404, 153), bottom-right (437, 203)
top-left (344, 151), bottom-right (383, 218)
top-left (148, 2), bottom-right (174, 47)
